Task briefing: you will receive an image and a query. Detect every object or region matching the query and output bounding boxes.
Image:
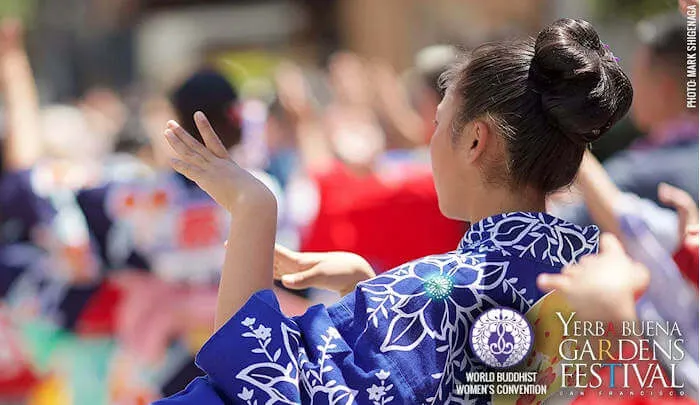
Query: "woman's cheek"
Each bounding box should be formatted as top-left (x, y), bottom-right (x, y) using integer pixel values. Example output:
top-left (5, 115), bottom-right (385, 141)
top-left (429, 131), bottom-right (441, 176)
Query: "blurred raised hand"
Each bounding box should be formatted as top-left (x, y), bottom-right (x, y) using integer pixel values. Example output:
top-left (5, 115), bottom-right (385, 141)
top-left (275, 61), bottom-right (314, 122)
top-left (274, 61), bottom-right (335, 172)
top-left (328, 52), bottom-right (372, 107)
top-left (658, 182), bottom-right (699, 243)
top-left (274, 244), bottom-right (374, 296)
top-left (0, 18), bottom-right (42, 170)
top-left (0, 18), bottom-right (22, 52)
top-left (369, 60), bottom-right (425, 148)
top-left (537, 233), bottom-right (649, 322)
top-left (164, 111), bottom-right (276, 213)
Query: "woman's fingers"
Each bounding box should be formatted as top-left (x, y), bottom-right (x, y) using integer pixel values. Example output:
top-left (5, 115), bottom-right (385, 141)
top-left (164, 129), bottom-right (208, 167)
top-left (169, 158), bottom-right (203, 179)
top-left (632, 263), bottom-right (651, 294)
top-left (560, 265), bottom-right (580, 278)
top-left (273, 244), bottom-right (301, 279)
top-left (274, 244), bottom-right (299, 260)
top-left (194, 111), bottom-right (229, 159)
top-left (598, 233), bottom-right (625, 255)
top-left (536, 273), bottom-right (571, 293)
top-left (280, 268), bottom-right (320, 290)
top-left (166, 120), bottom-right (213, 161)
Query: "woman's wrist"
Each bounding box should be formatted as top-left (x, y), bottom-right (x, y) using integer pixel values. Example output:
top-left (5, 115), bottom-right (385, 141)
top-left (226, 180), bottom-right (278, 216)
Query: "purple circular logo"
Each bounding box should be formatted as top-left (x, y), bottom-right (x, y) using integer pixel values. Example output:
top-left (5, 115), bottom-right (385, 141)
top-left (469, 307), bottom-right (533, 369)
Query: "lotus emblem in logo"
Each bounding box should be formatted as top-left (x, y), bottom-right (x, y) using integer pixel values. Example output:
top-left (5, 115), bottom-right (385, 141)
top-left (469, 307), bottom-right (533, 369)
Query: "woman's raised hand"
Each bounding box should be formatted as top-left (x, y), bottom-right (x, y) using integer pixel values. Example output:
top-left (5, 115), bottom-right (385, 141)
top-left (164, 111), bottom-right (276, 213)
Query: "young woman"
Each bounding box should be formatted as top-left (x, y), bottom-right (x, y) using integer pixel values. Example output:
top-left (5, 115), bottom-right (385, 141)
top-left (155, 18), bottom-right (632, 404)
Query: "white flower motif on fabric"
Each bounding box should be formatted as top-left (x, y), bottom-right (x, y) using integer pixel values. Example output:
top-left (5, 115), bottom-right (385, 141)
top-left (460, 212), bottom-right (599, 266)
top-left (237, 319), bottom-right (358, 405)
top-left (237, 319), bottom-right (298, 404)
top-left (358, 256), bottom-right (511, 352)
top-left (238, 387), bottom-right (256, 405)
top-left (366, 370), bottom-right (395, 404)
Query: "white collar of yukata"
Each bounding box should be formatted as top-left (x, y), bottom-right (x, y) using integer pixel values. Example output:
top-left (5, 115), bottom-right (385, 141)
top-left (458, 211), bottom-right (600, 265)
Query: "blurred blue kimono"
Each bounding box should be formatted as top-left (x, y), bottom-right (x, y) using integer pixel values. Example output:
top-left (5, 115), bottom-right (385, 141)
top-left (155, 211), bottom-right (600, 404)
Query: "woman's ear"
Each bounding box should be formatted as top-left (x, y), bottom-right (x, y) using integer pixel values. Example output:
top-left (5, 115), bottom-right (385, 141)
top-left (461, 119), bottom-right (491, 163)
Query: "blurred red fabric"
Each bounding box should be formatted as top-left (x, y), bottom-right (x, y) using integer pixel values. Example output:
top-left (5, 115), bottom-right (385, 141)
top-left (301, 161), bottom-right (466, 273)
top-left (0, 308), bottom-right (40, 397)
top-left (673, 227), bottom-right (699, 289)
top-left (75, 279), bottom-right (123, 336)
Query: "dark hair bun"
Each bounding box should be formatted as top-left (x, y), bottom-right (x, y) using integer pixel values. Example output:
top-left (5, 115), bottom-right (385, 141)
top-left (529, 18), bottom-right (633, 143)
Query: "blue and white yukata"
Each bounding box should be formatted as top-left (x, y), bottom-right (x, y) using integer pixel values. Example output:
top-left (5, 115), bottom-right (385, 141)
top-left (155, 212), bottom-right (599, 405)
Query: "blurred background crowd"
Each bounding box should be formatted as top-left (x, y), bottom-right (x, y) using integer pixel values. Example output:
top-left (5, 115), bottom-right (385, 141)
top-left (0, 0), bottom-right (697, 404)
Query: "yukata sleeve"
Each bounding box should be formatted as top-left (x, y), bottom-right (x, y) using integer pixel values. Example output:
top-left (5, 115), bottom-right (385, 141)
top-left (183, 253), bottom-right (490, 405)
top-left (188, 288), bottom-right (413, 404)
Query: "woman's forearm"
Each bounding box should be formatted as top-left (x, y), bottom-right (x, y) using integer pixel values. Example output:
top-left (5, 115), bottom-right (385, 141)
top-left (576, 151), bottom-right (623, 238)
top-left (215, 192), bottom-right (278, 330)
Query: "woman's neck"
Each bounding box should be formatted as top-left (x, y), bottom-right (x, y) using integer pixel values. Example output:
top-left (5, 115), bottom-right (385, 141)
top-left (467, 186), bottom-right (546, 223)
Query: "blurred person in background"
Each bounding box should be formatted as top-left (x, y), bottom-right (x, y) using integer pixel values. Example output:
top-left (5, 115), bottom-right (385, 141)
top-left (555, 12), bottom-right (699, 232)
top-left (74, 69), bottom-right (256, 401)
top-left (77, 68), bottom-right (308, 403)
top-left (0, 49), bottom-right (291, 402)
top-left (574, 150), bottom-right (699, 282)
top-left (75, 69), bottom-right (245, 283)
top-left (0, 18), bottom-right (145, 183)
top-left (369, 59), bottom-right (427, 150)
top-left (409, 44), bottom-right (458, 144)
top-left (263, 96), bottom-right (302, 191)
top-left (154, 18), bottom-right (633, 404)
top-left (0, 21), bottom-right (50, 400)
top-left (0, 18), bottom-right (107, 403)
top-left (0, 18), bottom-right (50, 246)
top-left (272, 56), bottom-right (465, 275)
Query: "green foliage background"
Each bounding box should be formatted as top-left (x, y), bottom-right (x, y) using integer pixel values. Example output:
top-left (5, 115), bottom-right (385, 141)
top-left (591, 0), bottom-right (680, 21)
top-left (0, 0), bottom-right (37, 24)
